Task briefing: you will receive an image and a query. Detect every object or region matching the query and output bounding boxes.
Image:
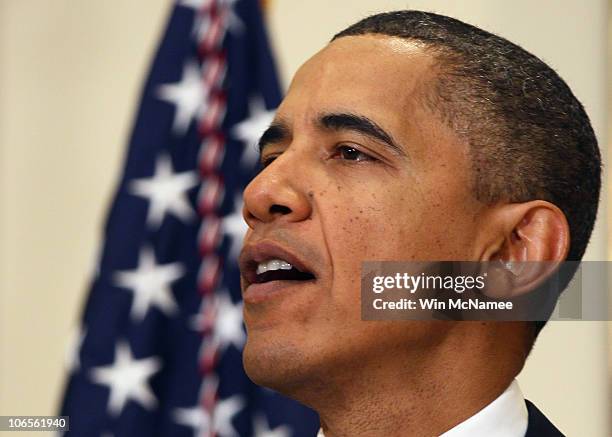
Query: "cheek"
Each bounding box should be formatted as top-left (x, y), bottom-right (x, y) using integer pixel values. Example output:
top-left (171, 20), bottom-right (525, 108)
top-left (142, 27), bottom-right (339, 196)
top-left (321, 190), bottom-right (425, 314)
top-left (322, 185), bottom-right (475, 282)
top-left (323, 188), bottom-right (424, 261)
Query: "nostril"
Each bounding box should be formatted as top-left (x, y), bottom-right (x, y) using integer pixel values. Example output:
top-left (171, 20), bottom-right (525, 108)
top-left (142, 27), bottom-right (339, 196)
top-left (270, 204), bottom-right (291, 215)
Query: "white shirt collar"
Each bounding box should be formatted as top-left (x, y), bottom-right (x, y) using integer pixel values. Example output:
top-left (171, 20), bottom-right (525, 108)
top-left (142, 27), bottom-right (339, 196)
top-left (440, 380), bottom-right (528, 437)
top-left (317, 380), bottom-right (527, 437)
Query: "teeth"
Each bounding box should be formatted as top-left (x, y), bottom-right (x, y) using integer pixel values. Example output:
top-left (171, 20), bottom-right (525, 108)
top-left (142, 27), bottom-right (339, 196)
top-left (256, 259), bottom-right (293, 275)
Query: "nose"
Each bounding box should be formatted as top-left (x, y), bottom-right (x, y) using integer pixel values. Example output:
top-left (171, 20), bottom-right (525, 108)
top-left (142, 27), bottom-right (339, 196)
top-left (242, 154), bottom-right (313, 227)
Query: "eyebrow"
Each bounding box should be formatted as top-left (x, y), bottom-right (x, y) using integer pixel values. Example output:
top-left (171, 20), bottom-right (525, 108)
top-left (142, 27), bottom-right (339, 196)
top-left (258, 121), bottom-right (291, 153)
top-left (257, 112), bottom-right (407, 158)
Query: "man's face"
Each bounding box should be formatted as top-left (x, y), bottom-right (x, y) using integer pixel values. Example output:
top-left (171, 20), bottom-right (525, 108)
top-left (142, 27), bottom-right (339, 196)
top-left (239, 35), bottom-right (486, 392)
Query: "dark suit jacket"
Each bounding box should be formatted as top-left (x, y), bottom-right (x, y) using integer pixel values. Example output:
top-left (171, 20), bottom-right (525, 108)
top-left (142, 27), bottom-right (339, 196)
top-left (525, 400), bottom-right (565, 437)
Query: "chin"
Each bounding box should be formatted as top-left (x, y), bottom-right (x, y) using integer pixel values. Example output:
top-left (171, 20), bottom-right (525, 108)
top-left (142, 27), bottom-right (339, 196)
top-left (242, 334), bottom-right (319, 399)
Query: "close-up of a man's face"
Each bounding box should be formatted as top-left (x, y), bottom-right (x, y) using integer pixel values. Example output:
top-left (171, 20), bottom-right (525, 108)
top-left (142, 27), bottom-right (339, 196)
top-left (239, 35), bottom-right (497, 394)
top-left (3, 2), bottom-right (608, 435)
top-left (1, 2), bottom-right (608, 435)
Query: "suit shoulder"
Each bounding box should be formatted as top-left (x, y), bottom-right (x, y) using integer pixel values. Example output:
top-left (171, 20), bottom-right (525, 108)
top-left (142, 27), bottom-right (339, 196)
top-left (524, 399), bottom-right (565, 437)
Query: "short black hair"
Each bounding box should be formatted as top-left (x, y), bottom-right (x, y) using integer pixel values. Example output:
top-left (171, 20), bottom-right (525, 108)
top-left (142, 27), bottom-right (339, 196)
top-left (333, 11), bottom-right (601, 336)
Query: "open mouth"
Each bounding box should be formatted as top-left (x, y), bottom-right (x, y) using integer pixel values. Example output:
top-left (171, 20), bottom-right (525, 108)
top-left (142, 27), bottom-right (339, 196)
top-left (239, 242), bottom-right (319, 297)
top-left (252, 258), bottom-right (316, 284)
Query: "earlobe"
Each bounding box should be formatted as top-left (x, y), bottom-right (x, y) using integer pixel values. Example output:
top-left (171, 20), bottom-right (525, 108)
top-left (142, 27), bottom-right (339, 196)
top-left (479, 201), bottom-right (570, 298)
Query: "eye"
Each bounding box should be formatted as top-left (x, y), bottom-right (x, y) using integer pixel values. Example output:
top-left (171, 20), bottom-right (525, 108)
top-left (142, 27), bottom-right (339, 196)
top-left (260, 154), bottom-right (278, 168)
top-left (333, 145), bottom-right (375, 162)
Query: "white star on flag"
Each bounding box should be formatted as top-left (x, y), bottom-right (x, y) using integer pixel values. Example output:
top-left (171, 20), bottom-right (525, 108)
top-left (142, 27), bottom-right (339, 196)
top-left (232, 97), bottom-right (276, 168)
top-left (223, 195), bottom-right (248, 260)
top-left (128, 154), bottom-right (199, 229)
top-left (157, 60), bottom-right (208, 135)
top-left (212, 291), bottom-right (245, 351)
top-left (173, 405), bottom-right (211, 437)
top-left (113, 246), bottom-right (184, 322)
top-left (253, 413), bottom-right (291, 437)
top-left (89, 341), bottom-right (161, 417)
top-left (213, 395), bottom-right (245, 437)
top-left (173, 394), bottom-right (244, 437)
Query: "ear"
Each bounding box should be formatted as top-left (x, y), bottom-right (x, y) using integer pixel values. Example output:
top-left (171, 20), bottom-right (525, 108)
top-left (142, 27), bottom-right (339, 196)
top-left (477, 200), bottom-right (570, 298)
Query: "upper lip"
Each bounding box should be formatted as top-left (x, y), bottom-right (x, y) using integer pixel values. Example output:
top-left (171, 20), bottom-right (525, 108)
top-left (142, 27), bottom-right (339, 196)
top-left (239, 240), bottom-right (317, 288)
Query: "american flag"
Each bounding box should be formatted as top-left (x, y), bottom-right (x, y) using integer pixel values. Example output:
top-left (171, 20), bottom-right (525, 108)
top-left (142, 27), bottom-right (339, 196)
top-left (59, 1), bottom-right (320, 435)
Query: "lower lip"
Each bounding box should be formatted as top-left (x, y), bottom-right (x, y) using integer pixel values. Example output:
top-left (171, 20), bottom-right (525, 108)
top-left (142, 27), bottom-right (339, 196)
top-left (242, 279), bottom-right (316, 304)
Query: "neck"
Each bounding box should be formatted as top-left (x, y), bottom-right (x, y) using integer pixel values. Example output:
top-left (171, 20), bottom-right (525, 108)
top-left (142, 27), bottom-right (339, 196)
top-left (307, 322), bottom-right (527, 437)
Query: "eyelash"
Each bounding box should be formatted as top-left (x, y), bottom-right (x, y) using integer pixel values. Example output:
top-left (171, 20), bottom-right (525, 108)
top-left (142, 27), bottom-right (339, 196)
top-left (260, 155), bottom-right (277, 168)
top-left (331, 144), bottom-right (376, 162)
top-left (260, 144), bottom-right (376, 168)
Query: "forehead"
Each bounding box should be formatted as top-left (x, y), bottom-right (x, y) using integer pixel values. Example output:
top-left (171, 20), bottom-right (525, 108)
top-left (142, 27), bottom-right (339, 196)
top-left (278, 35), bottom-right (437, 137)
top-left (280, 35), bottom-right (435, 118)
